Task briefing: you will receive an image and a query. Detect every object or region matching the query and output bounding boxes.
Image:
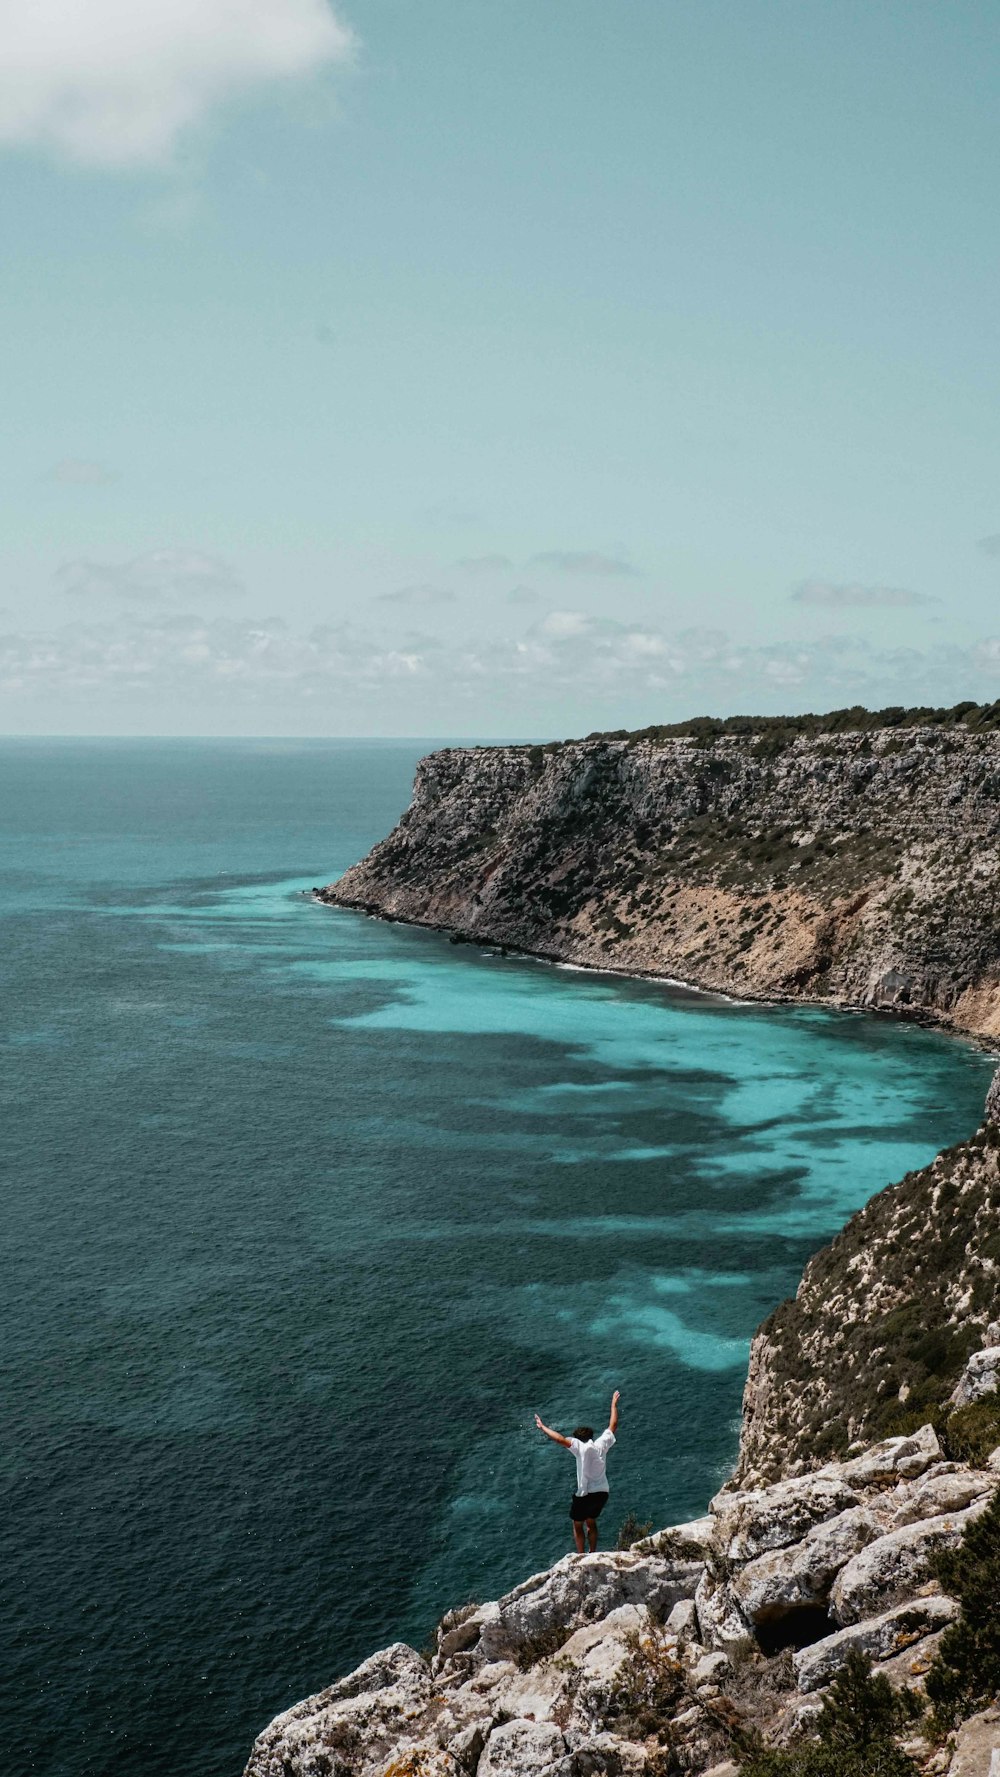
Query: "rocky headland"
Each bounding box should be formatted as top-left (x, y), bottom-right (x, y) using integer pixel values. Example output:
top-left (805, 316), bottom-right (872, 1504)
top-left (248, 707), bottom-right (1000, 1775)
top-left (245, 1084), bottom-right (1000, 1777)
top-left (320, 705), bottom-right (1000, 1040)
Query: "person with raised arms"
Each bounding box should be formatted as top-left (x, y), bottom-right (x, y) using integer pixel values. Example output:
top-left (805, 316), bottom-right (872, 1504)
top-left (534, 1389), bottom-right (620, 1553)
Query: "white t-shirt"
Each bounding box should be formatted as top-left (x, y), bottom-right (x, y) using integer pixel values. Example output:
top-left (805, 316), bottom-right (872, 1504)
top-left (568, 1429), bottom-right (615, 1495)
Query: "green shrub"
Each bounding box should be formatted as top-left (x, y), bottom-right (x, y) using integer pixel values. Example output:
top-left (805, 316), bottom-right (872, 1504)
top-left (604, 1627), bottom-right (688, 1744)
top-left (940, 1398), bottom-right (1000, 1466)
top-left (925, 1488), bottom-right (1000, 1726)
top-left (737, 1651), bottom-right (920, 1777)
top-left (509, 1624), bottom-right (575, 1670)
top-left (616, 1512), bottom-right (654, 1550)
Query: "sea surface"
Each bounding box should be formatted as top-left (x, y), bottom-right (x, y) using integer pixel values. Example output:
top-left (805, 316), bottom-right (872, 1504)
top-left (3, 738), bottom-right (995, 1777)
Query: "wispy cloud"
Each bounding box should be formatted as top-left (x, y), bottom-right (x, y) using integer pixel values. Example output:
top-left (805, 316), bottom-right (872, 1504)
top-left (375, 584), bottom-right (457, 607)
top-left (0, 0), bottom-right (354, 169)
top-left (977, 535), bottom-right (1000, 558)
top-left (5, 609), bottom-right (1000, 719)
top-left (454, 554), bottom-right (514, 575)
top-left (46, 458), bottom-right (117, 487)
top-left (57, 548), bottom-right (244, 602)
top-left (505, 585), bottom-right (540, 605)
top-left (791, 579), bottom-right (936, 609)
top-left (530, 550), bottom-right (640, 578)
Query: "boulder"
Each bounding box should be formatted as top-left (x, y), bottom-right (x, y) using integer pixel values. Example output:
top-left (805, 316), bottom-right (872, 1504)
top-left (632, 1515), bottom-right (715, 1559)
top-left (710, 1474), bottom-right (861, 1562)
top-left (794, 1595), bottom-right (959, 1692)
top-left (836, 1424), bottom-right (941, 1486)
top-left (473, 1552), bottom-right (701, 1667)
top-left (555, 1733), bottom-right (649, 1776)
top-left (731, 1505), bottom-right (880, 1625)
top-left (951, 1347), bottom-right (1000, 1408)
top-left (885, 1466), bottom-right (995, 1529)
top-left (665, 1597), bottom-right (700, 1639)
top-left (694, 1570), bottom-right (752, 1648)
top-left (692, 1651), bottom-right (731, 1688)
top-left (479, 1719), bottom-right (566, 1777)
top-left (874, 1628), bottom-right (949, 1690)
top-left (243, 1643), bottom-right (434, 1777)
top-left (382, 1755), bottom-right (462, 1777)
top-left (498, 1605), bottom-right (646, 1725)
top-left (830, 1502), bottom-right (988, 1624)
top-left (945, 1705), bottom-right (1000, 1776)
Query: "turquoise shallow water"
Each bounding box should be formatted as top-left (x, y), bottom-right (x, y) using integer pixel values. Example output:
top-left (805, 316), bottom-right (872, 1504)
top-left (3, 738), bottom-right (995, 1776)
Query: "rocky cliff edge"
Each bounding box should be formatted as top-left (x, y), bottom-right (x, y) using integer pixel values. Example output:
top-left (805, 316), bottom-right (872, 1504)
top-left (321, 719), bottom-right (1000, 1039)
top-left (243, 1080), bottom-right (1000, 1777)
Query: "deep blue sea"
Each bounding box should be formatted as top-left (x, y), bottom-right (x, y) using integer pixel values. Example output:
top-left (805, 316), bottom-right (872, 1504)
top-left (3, 738), bottom-right (994, 1776)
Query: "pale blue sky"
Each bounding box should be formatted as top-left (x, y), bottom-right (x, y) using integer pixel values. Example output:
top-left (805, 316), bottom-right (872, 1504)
top-left (2, 0), bottom-right (1000, 735)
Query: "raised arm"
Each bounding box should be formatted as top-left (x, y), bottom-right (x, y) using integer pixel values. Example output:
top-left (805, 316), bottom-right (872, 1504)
top-left (534, 1413), bottom-right (572, 1448)
top-left (609, 1390), bottom-right (620, 1434)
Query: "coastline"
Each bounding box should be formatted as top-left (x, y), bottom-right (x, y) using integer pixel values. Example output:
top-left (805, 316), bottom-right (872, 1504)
top-left (315, 889), bottom-right (1000, 1051)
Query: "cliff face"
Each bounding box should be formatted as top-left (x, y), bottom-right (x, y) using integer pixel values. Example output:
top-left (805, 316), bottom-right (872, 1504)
top-left (322, 726), bottom-right (1000, 1038)
top-left (737, 1104), bottom-right (1000, 1487)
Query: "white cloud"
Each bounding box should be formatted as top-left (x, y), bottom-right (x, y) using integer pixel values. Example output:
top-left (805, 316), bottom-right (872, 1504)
top-left (57, 547), bottom-right (244, 601)
top-left (530, 550), bottom-right (639, 578)
top-left (0, 0), bottom-right (354, 168)
top-left (791, 579), bottom-right (936, 609)
top-left (5, 607), bottom-right (1000, 723)
top-left (537, 609), bottom-right (594, 641)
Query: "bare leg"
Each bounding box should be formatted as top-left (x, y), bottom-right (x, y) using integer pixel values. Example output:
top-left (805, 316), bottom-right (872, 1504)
top-left (586, 1517), bottom-right (598, 1552)
top-left (572, 1520), bottom-right (586, 1554)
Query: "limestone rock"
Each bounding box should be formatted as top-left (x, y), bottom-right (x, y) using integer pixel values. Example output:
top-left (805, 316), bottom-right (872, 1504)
top-left (556, 1733), bottom-right (649, 1776)
top-left (710, 1472), bottom-right (862, 1562)
top-left (665, 1597), bottom-right (700, 1638)
top-left (794, 1595), bottom-right (960, 1692)
top-left (470, 1552), bottom-right (702, 1669)
top-left (830, 1502), bottom-right (988, 1624)
top-left (694, 1570), bottom-right (751, 1649)
top-left (874, 1627), bottom-right (949, 1690)
top-left (632, 1514), bottom-right (715, 1560)
top-left (951, 1346), bottom-right (1000, 1407)
top-left (243, 1642), bottom-right (434, 1777)
top-left (885, 1466), bottom-right (995, 1528)
top-left (731, 1504), bottom-right (879, 1625)
top-left (836, 1425), bottom-right (942, 1486)
top-left (692, 1651), bottom-right (731, 1687)
top-left (946, 1706), bottom-right (1000, 1777)
top-left (479, 1719), bottom-right (566, 1777)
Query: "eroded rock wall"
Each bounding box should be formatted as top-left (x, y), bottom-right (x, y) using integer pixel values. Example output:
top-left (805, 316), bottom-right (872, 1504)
top-left (322, 727), bottom-right (1000, 1038)
top-left (737, 1109), bottom-right (1000, 1487)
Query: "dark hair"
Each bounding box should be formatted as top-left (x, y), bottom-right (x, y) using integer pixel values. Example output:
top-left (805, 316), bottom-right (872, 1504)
top-left (573, 1425), bottom-right (595, 1442)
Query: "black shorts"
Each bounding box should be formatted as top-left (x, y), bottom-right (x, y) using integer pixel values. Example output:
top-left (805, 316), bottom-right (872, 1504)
top-left (570, 1492), bottom-right (608, 1522)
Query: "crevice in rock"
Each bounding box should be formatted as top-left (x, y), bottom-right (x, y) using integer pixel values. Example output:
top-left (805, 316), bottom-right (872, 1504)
top-left (754, 1605), bottom-right (836, 1655)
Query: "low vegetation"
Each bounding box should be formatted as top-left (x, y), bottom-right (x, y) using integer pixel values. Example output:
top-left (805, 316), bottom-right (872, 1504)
top-left (925, 1487), bottom-right (1000, 1728)
top-left (616, 1512), bottom-right (654, 1550)
top-left (577, 699), bottom-right (1000, 751)
top-left (603, 1626), bottom-right (688, 1745)
top-left (736, 1650), bottom-right (921, 1777)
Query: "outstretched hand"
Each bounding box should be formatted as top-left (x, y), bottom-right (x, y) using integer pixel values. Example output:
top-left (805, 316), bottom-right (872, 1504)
top-left (534, 1414), bottom-right (544, 1429)
top-left (612, 1390), bottom-right (620, 1404)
